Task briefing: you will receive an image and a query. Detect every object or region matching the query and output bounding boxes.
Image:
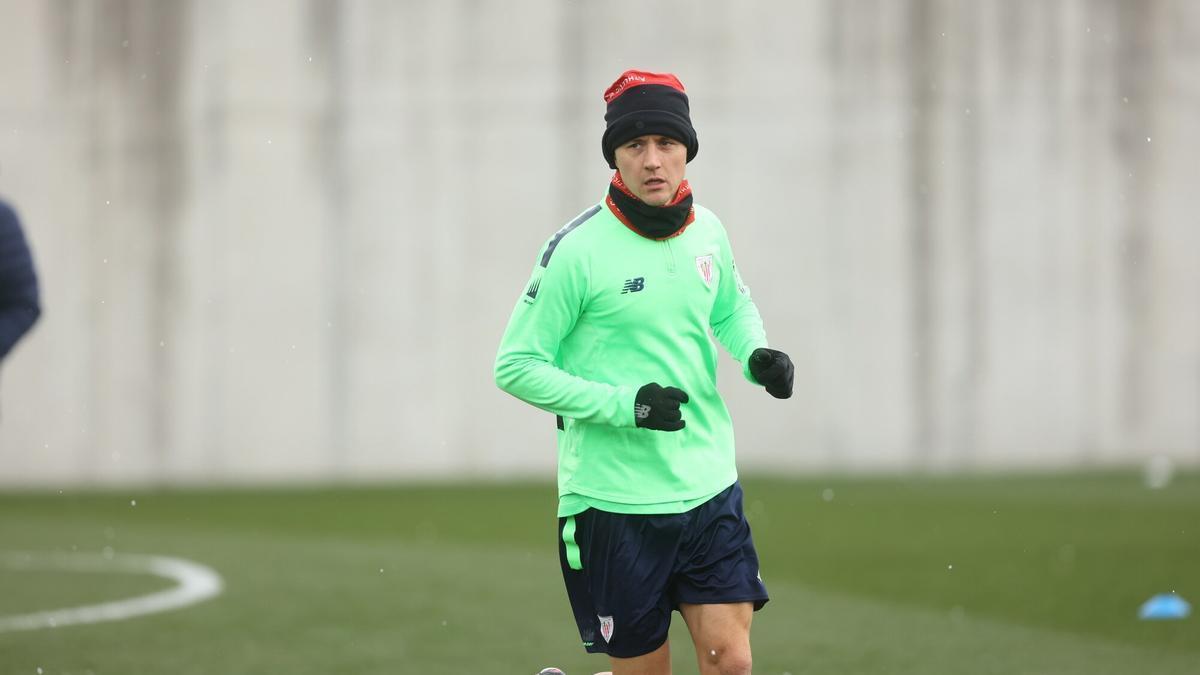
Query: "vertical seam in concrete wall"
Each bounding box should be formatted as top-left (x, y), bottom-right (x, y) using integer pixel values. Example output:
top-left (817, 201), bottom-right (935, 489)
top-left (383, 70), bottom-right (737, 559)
top-left (146, 2), bottom-right (188, 480)
top-left (59, 0), bottom-right (103, 480)
top-left (199, 0), bottom-right (231, 478)
top-left (1114, 0), bottom-right (1157, 444)
top-left (1077, 0), bottom-right (1104, 464)
top-left (308, 0), bottom-right (348, 474)
top-left (825, 0), bottom-right (847, 464)
top-left (957, 1), bottom-right (983, 466)
top-left (559, 1), bottom-right (588, 225)
top-left (907, 0), bottom-right (935, 465)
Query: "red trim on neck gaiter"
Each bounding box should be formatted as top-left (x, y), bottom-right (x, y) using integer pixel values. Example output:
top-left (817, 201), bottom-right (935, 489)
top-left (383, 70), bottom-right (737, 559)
top-left (607, 171), bottom-right (696, 240)
top-left (612, 171), bottom-right (692, 207)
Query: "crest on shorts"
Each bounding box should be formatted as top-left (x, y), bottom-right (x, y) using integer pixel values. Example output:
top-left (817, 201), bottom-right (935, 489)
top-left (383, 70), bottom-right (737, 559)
top-left (695, 254), bottom-right (714, 286)
top-left (599, 615), bottom-right (614, 643)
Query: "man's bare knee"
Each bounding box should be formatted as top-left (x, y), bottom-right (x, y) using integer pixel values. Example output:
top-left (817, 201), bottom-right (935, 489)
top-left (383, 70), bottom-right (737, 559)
top-left (723, 654), bottom-right (752, 675)
top-left (700, 645), bottom-right (752, 675)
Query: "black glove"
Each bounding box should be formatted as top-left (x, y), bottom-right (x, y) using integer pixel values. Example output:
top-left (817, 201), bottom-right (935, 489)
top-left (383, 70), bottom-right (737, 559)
top-left (634, 383), bottom-right (690, 432)
top-left (749, 348), bottom-right (794, 399)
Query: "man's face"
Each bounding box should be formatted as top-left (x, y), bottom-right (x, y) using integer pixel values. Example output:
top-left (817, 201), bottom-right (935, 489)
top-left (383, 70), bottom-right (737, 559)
top-left (613, 134), bottom-right (687, 206)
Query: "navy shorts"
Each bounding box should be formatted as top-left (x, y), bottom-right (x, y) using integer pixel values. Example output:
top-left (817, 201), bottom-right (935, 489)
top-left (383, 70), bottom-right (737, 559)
top-left (557, 482), bottom-right (769, 658)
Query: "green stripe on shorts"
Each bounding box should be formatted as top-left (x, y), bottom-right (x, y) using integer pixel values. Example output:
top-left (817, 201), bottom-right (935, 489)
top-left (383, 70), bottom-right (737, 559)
top-left (562, 515), bottom-right (582, 570)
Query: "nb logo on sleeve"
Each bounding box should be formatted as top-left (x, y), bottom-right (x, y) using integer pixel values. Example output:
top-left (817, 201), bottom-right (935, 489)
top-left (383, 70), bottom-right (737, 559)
top-left (621, 277), bottom-right (645, 294)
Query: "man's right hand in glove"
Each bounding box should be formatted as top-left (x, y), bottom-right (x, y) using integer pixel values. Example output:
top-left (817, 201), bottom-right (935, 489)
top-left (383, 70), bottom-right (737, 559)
top-left (634, 383), bottom-right (690, 432)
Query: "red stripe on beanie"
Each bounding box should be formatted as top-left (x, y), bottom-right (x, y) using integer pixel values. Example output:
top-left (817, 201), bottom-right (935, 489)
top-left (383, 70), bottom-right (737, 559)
top-left (603, 70), bottom-right (686, 103)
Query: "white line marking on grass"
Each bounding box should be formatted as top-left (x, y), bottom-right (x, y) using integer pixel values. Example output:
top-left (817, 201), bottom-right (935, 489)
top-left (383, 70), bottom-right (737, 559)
top-left (0, 552), bottom-right (223, 633)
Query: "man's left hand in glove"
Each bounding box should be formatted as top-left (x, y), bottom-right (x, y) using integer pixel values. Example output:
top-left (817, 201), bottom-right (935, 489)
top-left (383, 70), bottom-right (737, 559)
top-left (749, 347), bottom-right (794, 399)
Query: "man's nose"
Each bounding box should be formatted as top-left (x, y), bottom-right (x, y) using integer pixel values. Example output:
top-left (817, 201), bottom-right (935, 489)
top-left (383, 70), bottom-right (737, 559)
top-left (643, 146), bottom-right (662, 168)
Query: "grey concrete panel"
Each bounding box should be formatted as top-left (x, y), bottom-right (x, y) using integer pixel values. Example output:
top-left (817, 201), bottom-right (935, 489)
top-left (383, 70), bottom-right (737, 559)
top-left (0, 0), bottom-right (1196, 485)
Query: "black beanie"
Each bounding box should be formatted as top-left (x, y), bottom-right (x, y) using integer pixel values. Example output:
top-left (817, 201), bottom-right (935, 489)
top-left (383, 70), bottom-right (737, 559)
top-left (601, 70), bottom-right (699, 169)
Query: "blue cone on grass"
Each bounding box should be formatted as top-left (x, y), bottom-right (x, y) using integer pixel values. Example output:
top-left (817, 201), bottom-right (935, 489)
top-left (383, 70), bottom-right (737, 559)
top-left (1138, 593), bottom-right (1191, 620)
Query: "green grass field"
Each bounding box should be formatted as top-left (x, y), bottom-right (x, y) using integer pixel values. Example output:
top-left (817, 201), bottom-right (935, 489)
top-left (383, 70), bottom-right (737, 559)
top-left (1, 470), bottom-right (1196, 674)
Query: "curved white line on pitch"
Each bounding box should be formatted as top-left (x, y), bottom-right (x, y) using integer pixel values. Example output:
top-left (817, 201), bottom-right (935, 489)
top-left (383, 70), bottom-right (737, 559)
top-left (0, 552), bottom-right (224, 633)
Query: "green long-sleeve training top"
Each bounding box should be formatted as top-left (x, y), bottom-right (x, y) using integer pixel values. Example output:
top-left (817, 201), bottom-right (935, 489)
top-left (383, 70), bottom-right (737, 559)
top-left (495, 198), bottom-right (767, 516)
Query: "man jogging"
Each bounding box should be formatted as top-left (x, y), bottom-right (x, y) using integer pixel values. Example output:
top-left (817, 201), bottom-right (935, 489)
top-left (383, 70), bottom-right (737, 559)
top-left (0, 198), bottom-right (40, 369)
top-left (495, 69), bottom-right (793, 675)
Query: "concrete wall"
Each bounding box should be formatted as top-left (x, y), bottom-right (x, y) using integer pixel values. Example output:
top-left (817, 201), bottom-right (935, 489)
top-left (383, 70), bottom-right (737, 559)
top-left (0, 0), bottom-right (1196, 485)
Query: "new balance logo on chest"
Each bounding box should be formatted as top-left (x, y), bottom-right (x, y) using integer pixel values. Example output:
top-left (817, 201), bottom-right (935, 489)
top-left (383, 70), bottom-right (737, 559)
top-left (621, 277), bottom-right (645, 294)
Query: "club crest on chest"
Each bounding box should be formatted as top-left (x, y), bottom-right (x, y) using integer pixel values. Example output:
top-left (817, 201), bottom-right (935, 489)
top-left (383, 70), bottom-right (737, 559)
top-left (695, 254), bottom-right (714, 286)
